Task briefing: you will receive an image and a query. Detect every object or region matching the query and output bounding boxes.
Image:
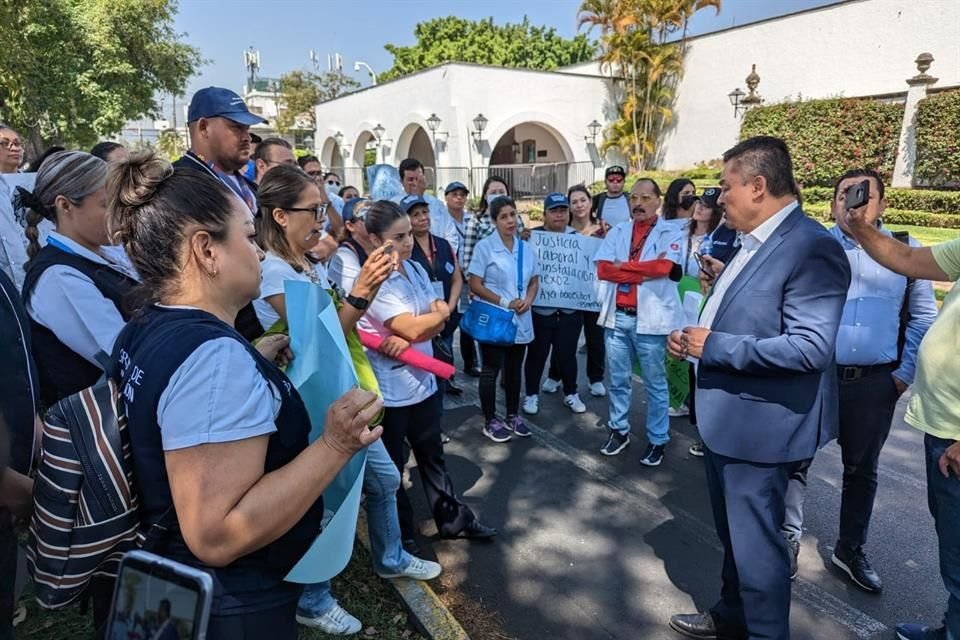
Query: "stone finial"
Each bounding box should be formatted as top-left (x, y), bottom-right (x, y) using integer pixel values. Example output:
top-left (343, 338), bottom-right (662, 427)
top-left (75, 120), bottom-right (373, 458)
top-left (743, 64), bottom-right (762, 106)
top-left (908, 52), bottom-right (938, 86)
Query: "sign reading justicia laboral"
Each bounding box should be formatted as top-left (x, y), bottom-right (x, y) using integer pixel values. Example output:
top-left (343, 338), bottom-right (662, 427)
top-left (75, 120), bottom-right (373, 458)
top-left (531, 231), bottom-right (603, 312)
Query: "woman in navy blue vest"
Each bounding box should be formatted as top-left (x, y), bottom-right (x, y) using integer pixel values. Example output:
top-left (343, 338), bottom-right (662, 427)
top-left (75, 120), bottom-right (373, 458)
top-left (19, 151), bottom-right (140, 408)
top-left (107, 152), bottom-right (383, 639)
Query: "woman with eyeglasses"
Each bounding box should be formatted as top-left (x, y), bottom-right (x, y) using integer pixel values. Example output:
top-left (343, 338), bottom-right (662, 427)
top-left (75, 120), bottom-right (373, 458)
top-left (323, 172), bottom-right (341, 189)
top-left (253, 167), bottom-right (442, 634)
top-left (0, 125), bottom-right (24, 173)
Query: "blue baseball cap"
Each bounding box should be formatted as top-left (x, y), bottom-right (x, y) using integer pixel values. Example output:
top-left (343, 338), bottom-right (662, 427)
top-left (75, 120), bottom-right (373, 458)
top-left (400, 194), bottom-right (429, 213)
top-left (543, 192), bottom-right (570, 210)
top-left (700, 187), bottom-right (722, 209)
top-left (187, 87), bottom-right (268, 126)
top-left (444, 181), bottom-right (469, 195)
top-left (341, 198), bottom-right (368, 222)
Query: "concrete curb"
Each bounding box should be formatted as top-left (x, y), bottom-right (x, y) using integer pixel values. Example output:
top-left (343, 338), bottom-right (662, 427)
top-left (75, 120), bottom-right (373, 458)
top-left (355, 511), bottom-right (470, 640)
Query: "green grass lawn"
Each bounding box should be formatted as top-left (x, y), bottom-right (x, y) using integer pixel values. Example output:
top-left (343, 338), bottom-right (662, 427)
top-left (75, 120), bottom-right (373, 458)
top-left (881, 223), bottom-right (960, 246)
top-left (15, 541), bottom-right (422, 640)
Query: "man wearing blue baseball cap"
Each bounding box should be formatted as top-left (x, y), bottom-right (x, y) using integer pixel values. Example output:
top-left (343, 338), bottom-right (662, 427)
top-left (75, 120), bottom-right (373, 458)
top-left (173, 87), bottom-right (269, 341)
top-left (175, 87), bottom-right (268, 213)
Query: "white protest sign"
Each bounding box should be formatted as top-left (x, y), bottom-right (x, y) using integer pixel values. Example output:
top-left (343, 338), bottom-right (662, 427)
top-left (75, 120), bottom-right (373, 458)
top-left (531, 230), bottom-right (603, 312)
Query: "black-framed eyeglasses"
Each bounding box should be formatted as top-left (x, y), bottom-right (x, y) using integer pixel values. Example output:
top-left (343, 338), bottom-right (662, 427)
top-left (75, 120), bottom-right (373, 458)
top-left (286, 203), bottom-right (329, 220)
top-left (0, 139), bottom-right (23, 151)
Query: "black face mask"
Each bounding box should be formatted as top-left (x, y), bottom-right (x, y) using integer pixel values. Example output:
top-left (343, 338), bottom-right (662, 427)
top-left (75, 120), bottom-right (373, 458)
top-left (680, 195), bottom-right (698, 210)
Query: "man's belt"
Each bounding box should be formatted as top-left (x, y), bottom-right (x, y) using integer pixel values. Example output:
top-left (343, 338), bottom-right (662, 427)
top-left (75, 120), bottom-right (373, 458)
top-left (616, 306), bottom-right (637, 316)
top-left (836, 362), bottom-right (896, 382)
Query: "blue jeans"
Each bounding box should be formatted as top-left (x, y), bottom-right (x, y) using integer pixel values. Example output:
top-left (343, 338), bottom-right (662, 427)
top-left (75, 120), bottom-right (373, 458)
top-left (926, 434), bottom-right (960, 639)
top-left (298, 438), bottom-right (414, 617)
top-left (605, 311), bottom-right (669, 445)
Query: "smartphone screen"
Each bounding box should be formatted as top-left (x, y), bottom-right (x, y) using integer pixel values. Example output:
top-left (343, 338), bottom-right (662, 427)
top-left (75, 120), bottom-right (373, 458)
top-left (107, 552), bottom-right (211, 640)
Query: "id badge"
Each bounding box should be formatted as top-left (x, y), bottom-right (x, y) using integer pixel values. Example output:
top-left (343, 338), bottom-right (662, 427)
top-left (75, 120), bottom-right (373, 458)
top-left (432, 281), bottom-right (445, 300)
top-left (617, 283), bottom-right (632, 294)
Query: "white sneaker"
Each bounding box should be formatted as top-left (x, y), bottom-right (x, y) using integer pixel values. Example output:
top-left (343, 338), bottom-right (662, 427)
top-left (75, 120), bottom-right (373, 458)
top-left (589, 381), bottom-right (606, 397)
top-left (541, 378), bottom-right (561, 394)
top-left (523, 394), bottom-right (540, 415)
top-left (296, 602), bottom-right (362, 635)
top-left (377, 556), bottom-right (442, 581)
top-left (668, 405), bottom-right (689, 417)
top-left (564, 393), bottom-right (587, 414)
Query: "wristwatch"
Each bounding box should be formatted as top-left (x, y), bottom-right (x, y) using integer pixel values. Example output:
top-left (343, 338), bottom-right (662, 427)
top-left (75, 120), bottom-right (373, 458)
top-left (345, 294), bottom-right (370, 310)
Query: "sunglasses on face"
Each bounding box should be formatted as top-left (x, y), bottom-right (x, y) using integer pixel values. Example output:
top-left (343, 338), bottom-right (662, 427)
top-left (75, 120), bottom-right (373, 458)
top-left (286, 203), bottom-right (329, 220)
top-left (326, 180), bottom-right (341, 187)
top-left (607, 176), bottom-right (624, 183)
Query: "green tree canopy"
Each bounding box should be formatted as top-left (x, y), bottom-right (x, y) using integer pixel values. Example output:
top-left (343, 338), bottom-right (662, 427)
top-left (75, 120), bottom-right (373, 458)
top-left (0, 0), bottom-right (200, 158)
top-left (275, 70), bottom-right (360, 134)
top-left (381, 16), bottom-right (597, 81)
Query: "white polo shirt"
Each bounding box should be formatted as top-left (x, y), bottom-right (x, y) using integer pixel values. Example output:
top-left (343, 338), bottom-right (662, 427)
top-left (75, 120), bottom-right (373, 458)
top-left (466, 233), bottom-right (539, 344)
top-left (359, 259), bottom-right (439, 407)
top-left (254, 251), bottom-right (329, 330)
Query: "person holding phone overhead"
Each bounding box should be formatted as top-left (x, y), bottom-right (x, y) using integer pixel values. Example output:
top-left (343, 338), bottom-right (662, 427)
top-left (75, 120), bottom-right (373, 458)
top-left (467, 196), bottom-right (540, 443)
top-left (107, 152), bottom-right (383, 640)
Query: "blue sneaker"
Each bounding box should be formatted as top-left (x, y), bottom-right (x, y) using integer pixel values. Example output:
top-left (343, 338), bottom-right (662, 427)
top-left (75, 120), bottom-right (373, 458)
top-left (483, 417), bottom-right (512, 443)
top-left (895, 623), bottom-right (947, 640)
top-left (506, 414), bottom-right (531, 437)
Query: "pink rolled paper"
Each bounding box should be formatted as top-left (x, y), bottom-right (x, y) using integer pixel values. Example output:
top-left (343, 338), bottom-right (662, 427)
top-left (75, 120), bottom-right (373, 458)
top-left (357, 330), bottom-right (455, 380)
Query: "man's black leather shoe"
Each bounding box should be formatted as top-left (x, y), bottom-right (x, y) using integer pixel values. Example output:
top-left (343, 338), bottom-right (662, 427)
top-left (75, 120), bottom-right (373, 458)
top-left (669, 612), bottom-right (746, 639)
top-left (832, 545), bottom-right (883, 593)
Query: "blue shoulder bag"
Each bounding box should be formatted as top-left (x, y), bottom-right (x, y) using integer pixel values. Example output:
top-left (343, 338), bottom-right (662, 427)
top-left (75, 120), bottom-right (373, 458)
top-left (460, 241), bottom-right (523, 346)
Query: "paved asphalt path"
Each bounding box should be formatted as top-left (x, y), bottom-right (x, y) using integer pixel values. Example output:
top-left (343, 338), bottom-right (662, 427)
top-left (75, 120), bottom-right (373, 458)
top-left (401, 348), bottom-right (944, 640)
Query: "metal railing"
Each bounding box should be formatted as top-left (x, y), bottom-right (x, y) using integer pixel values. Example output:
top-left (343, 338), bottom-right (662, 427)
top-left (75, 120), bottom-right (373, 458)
top-left (325, 162), bottom-right (597, 199)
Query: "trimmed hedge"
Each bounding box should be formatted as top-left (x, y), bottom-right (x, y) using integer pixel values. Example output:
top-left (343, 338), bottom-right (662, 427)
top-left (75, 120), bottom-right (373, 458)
top-left (740, 98), bottom-right (902, 187)
top-left (801, 186), bottom-right (960, 213)
top-left (915, 89), bottom-right (960, 187)
top-left (804, 202), bottom-right (960, 228)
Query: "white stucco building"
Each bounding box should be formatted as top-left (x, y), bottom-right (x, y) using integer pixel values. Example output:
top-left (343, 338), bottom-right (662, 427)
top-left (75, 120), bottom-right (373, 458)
top-left (311, 0), bottom-right (960, 192)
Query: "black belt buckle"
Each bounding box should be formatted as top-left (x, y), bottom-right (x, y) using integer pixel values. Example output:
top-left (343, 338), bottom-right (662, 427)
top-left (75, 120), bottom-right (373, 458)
top-left (616, 306), bottom-right (637, 316)
top-left (838, 366), bottom-right (861, 381)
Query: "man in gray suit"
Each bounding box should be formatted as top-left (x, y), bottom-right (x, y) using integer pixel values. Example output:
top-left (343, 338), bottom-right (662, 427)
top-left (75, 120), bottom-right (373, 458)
top-left (667, 137), bottom-right (851, 639)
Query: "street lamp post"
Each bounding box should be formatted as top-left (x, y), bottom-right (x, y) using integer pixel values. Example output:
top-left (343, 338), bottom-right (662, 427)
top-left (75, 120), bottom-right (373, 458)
top-left (728, 87), bottom-right (746, 118)
top-left (585, 119), bottom-right (602, 145)
top-left (355, 61), bottom-right (378, 85)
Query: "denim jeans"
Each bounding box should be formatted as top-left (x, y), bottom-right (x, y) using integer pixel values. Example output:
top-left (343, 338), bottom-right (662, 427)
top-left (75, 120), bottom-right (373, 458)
top-left (926, 434), bottom-right (960, 639)
top-left (298, 438), bottom-right (413, 617)
top-left (604, 311), bottom-right (669, 445)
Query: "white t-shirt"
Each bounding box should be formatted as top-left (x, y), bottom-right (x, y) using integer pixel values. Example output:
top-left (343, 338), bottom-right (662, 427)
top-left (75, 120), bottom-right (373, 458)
top-left (466, 233), bottom-right (539, 344)
top-left (328, 244), bottom-right (362, 294)
top-left (156, 336), bottom-right (280, 451)
top-left (26, 232), bottom-right (140, 367)
top-left (359, 260), bottom-right (439, 407)
top-left (254, 251), bottom-right (329, 330)
top-left (600, 193), bottom-right (631, 228)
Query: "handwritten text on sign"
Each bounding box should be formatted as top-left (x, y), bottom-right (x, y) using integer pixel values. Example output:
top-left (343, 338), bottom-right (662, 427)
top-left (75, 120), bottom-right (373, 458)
top-left (532, 231), bottom-right (603, 311)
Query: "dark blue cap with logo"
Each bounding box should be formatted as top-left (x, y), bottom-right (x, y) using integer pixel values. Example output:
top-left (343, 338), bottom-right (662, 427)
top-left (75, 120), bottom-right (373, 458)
top-left (400, 194), bottom-right (429, 213)
top-left (700, 187), bottom-right (722, 208)
top-left (444, 181), bottom-right (469, 195)
top-left (187, 87), bottom-right (268, 125)
top-left (543, 192), bottom-right (570, 210)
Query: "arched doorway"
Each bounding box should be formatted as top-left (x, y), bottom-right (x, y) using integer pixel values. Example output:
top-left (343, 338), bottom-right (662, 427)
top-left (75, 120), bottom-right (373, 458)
top-left (320, 136), bottom-right (344, 171)
top-left (488, 122), bottom-right (574, 198)
top-left (353, 130), bottom-right (378, 192)
top-left (395, 123), bottom-right (437, 188)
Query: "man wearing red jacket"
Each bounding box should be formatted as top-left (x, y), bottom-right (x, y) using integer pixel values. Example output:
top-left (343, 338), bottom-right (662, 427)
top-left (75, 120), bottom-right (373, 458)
top-left (593, 178), bottom-right (685, 465)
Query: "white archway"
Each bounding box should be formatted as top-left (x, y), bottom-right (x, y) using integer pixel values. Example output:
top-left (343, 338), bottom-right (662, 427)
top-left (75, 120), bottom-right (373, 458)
top-left (320, 136), bottom-right (344, 170)
top-left (488, 121), bottom-right (573, 166)
top-left (395, 123), bottom-right (436, 170)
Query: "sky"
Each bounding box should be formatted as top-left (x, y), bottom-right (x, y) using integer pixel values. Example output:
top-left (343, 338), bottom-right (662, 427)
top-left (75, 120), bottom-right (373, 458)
top-left (164, 0), bottom-right (842, 121)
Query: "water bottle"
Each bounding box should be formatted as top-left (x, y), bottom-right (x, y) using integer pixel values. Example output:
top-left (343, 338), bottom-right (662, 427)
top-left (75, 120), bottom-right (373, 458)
top-left (700, 235), bottom-right (713, 257)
